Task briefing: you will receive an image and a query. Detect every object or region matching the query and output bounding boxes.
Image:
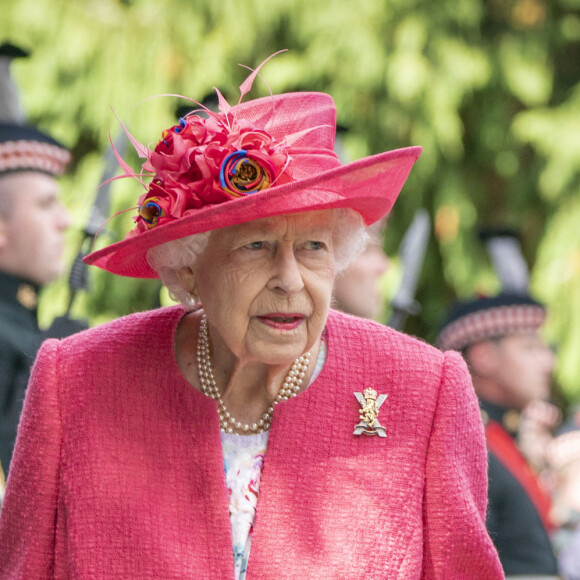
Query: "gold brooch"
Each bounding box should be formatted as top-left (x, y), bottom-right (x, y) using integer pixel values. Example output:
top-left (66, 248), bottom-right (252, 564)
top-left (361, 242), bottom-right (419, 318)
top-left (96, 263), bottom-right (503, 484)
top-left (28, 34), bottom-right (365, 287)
top-left (353, 388), bottom-right (388, 437)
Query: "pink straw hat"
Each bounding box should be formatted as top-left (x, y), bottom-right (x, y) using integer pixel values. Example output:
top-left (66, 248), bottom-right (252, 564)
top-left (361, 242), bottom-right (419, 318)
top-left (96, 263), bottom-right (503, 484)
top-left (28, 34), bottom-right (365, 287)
top-left (85, 61), bottom-right (422, 279)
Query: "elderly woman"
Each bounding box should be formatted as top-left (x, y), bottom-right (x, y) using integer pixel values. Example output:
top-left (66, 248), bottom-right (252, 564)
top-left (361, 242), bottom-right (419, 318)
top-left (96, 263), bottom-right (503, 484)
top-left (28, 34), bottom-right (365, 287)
top-left (0, 59), bottom-right (502, 578)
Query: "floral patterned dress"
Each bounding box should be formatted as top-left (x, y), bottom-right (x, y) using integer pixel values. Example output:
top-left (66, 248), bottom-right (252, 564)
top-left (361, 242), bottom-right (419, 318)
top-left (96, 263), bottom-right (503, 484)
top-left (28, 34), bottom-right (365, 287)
top-left (221, 337), bottom-right (327, 580)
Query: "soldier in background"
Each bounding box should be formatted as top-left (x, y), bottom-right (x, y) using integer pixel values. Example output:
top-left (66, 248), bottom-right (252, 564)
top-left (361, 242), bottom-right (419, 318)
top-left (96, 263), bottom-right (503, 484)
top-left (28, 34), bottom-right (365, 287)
top-left (0, 43), bottom-right (71, 490)
top-left (330, 122), bottom-right (391, 321)
top-left (437, 293), bottom-right (560, 577)
top-left (332, 218), bottom-right (390, 320)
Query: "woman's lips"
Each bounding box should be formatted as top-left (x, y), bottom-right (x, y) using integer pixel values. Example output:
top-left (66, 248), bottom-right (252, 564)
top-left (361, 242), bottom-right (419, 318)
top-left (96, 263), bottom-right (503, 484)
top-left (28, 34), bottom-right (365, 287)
top-left (257, 314), bottom-right (305, 330)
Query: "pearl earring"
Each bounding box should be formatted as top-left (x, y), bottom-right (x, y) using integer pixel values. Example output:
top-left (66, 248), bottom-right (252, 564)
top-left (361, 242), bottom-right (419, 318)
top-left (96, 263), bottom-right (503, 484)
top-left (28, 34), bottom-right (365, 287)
top-left (185, 292), bottom-right (198, 309)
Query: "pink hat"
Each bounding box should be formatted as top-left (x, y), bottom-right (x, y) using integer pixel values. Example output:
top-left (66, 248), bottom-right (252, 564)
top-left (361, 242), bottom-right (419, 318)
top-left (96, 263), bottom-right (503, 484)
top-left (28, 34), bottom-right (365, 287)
top-left (85, 63), bottom-right (421, 279)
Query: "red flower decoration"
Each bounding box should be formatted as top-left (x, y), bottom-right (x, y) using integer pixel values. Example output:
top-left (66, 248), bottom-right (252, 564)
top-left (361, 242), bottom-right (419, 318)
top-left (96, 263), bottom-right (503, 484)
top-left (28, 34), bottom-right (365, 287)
top-left (131, 112), bottom-right (293, 232)
top-left (219, 150), bottom-right (275, 196)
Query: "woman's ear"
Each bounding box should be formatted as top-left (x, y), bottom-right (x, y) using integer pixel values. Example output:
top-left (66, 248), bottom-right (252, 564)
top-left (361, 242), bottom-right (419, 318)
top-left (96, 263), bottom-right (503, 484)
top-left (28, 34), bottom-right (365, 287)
top-left (176, 266), bottom-right (196, 294)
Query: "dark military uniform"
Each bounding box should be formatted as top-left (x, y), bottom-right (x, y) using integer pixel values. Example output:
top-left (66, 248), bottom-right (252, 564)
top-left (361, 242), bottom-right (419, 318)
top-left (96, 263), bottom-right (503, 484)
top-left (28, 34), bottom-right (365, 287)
top-left (0, 43), bottom-right (75, 490)
top-left (437, 292), bottom-right (561, 576)
top-left (0, 270), bottom-right (44, 475)
top-left (482, 399), bottom-right (559, 576)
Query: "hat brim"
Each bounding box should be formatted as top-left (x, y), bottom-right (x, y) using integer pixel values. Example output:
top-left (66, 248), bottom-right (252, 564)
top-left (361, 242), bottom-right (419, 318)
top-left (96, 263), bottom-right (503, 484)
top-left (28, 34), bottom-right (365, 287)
top-left (84, 145), bottom-right (422, 278)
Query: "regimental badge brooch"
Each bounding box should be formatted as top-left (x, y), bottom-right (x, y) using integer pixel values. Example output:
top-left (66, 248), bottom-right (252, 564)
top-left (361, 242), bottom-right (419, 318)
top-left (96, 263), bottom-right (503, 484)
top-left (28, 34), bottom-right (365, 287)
top-left (353, 388), bottom-right (388, 437)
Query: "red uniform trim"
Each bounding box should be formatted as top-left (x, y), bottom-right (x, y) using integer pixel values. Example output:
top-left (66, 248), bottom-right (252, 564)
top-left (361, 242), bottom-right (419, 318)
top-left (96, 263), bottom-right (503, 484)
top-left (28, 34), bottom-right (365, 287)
top-left (485, 419), bottom-right (554, 532)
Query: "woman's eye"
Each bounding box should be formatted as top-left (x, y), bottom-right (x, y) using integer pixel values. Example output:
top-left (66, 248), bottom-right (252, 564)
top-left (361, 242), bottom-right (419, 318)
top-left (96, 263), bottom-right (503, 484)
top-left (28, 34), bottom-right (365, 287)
top-left (305, 241), bottom-right (324, 251)
top-left (245, 241), bottom-right (265, 250)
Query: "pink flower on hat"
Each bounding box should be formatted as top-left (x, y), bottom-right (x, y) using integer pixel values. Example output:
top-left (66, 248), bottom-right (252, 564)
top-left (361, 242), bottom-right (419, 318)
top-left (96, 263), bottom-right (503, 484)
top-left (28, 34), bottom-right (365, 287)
top-left (132, 112), bottom-right (293, 233)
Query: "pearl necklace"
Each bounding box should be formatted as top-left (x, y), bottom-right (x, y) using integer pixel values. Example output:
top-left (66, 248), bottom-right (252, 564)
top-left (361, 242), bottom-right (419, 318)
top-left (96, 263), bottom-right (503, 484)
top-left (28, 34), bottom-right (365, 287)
top-left (197, 314), bottom-right (311, 434)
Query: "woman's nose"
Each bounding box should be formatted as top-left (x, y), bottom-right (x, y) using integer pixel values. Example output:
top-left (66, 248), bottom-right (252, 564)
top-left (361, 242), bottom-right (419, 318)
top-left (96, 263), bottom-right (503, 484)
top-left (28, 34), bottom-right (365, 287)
top-left (268, 248), bottom-right (304, 294)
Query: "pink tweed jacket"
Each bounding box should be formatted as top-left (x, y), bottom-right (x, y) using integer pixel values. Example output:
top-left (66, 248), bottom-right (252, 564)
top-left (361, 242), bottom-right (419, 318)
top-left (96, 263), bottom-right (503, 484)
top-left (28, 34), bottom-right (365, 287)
top-left (0, 306), bottom-right (503, 579)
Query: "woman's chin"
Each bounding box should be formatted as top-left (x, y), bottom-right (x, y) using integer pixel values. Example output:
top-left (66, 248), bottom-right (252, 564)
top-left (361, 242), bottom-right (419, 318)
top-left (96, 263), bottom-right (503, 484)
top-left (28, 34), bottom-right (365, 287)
top-left (248, 345), bottom-right (307, 368)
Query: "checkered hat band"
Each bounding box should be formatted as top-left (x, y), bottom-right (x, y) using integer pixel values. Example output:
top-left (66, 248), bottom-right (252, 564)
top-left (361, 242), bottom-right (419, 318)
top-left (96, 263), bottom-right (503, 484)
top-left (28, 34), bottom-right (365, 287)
top-left (437, 305), bottom-right (546, 351)
top-left (0, 140), bottom-right (71, 175)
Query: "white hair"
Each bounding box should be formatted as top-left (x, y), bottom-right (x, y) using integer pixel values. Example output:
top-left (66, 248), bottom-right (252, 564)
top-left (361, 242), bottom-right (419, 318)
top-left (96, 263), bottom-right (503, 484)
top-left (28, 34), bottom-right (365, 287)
top-left (147, 208), bottom-right (369, 308)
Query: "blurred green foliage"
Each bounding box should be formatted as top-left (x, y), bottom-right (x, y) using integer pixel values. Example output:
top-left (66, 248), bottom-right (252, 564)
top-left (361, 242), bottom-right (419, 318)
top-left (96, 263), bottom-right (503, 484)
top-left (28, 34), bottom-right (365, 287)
top-left (2, 0), bottom-right (579, 400)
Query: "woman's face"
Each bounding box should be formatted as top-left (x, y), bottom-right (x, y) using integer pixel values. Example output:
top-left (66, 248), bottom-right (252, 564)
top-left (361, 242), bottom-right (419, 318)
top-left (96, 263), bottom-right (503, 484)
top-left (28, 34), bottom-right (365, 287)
top-left (183, 212), bottom-right (336, 367)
